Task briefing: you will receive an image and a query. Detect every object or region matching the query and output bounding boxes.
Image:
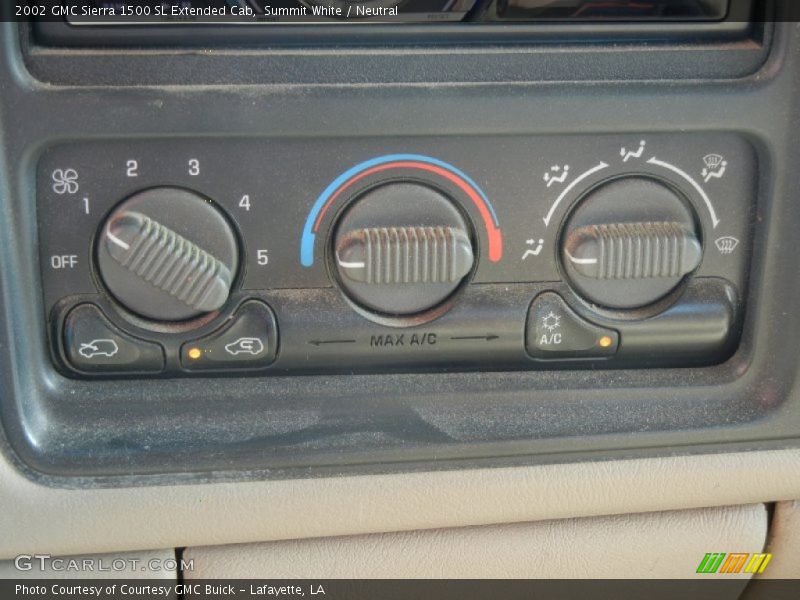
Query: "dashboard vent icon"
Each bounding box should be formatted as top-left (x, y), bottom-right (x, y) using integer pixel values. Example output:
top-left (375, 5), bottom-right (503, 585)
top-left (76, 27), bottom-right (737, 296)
top-left (715, 236), bottom-right (740, 255)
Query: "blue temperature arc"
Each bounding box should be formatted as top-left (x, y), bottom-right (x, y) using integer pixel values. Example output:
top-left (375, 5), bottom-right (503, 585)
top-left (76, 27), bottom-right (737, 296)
top-left (300, 154), bottom-right (500, 267)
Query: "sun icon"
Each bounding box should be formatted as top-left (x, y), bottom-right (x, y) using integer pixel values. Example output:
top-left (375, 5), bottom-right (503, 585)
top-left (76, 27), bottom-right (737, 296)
top-left (542, 312), bottom-right (561, 332)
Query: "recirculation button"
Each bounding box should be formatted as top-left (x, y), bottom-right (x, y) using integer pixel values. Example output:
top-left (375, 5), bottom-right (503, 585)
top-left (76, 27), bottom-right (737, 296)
top-left (180, 300), bottom-right (278, 371)
top-left (526, 293), bottom-right (619, 360)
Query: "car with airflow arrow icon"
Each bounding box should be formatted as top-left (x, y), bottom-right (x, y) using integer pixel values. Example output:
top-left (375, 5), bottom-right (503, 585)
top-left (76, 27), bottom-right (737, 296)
top-left (224, 337), bottom-right (265, 356)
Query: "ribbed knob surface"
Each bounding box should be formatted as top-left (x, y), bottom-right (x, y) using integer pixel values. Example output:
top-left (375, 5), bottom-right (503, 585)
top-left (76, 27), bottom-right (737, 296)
top-left (97, 187), bottom-right (239, 322)
top-left (105, 212), bottom-right (232, 313)
top-left (331, 181), bottom-right (475, 316)
top-left (564, 221), bottom-right (702, 281)
top-left (559, 176), bottom-right (703, 309)
top-left (335, 226), bottom-right (474, 285)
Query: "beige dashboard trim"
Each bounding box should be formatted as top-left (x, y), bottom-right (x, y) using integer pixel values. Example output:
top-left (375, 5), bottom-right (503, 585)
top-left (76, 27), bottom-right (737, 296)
top-left (1, 448), bottom-right (799, 558)
top-left (184, 504), bottom-right (768, 579)
top-left (756, 500), bottom-right (800, 579)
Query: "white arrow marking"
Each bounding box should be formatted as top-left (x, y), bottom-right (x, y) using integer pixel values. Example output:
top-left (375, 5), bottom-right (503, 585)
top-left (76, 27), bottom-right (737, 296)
top-left (338, 260), bottom-right (365, 269)
top-left (106, 227), bottom-right (130, 251)
top-left (565, 250), bottom-right (598, 265)
top-left (336, 254), bottom-right (365, 269)
top-left (543, 162), bottom-right (610, 227)
top-left (647, 157), bottom-right (720, 228)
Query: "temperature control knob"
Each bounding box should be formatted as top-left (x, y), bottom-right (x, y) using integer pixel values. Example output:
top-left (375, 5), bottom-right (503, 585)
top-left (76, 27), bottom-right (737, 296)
top-left (336, 226), bottom-right (473, 285)
top-left (560, 177), bottom-right (702, 309)
top-left (332, 182), bottom-right (474, 316)
top-left (97, 187), bottom-right (239, 322)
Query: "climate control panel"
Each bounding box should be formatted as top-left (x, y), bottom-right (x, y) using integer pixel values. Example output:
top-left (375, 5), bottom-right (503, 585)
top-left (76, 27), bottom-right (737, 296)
top-left (37, 134), bottom-right (755, 377)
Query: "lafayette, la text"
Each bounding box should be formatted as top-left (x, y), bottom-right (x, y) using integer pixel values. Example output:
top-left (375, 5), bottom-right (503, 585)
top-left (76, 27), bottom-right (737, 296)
top-left (16, 584), bottom-right (325, 597)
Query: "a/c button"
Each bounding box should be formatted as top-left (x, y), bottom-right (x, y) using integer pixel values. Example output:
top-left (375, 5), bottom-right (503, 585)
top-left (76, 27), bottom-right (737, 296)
top-left (526, 293), bottom-right (618, 360)
top-left (181, 301), bottom-right (278, 371)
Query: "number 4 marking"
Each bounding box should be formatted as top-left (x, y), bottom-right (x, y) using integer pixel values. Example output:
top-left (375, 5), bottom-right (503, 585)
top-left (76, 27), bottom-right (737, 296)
top-left (239, 195), bottom-right (251, 211)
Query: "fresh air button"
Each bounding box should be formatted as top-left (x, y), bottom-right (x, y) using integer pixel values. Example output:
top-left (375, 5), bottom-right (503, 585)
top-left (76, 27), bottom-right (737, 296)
top-left (180, 300), bottom-right (278, 371)
top-left (63, 304), bottom-right (165, 373)
top-left (526, 292), bottom-right (619, 360)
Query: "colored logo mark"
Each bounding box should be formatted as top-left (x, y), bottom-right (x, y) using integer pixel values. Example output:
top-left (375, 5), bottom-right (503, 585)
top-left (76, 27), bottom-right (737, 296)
top-left (696, 552), bottom-right (772, 575)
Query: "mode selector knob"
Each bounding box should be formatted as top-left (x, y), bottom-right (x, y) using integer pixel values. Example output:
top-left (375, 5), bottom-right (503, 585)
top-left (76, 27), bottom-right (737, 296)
top-left (332, 182), bottom-right (475, 316)
top-left (97, 187), bottom-right (239, 322)
top-left (560, 177), bottom-right (703, 310)
top-left (565, 221), bottom-right (702, 281)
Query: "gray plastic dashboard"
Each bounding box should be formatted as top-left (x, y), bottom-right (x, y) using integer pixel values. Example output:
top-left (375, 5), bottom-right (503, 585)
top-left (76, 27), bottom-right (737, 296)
top-left (1, 4), bottom-right (800, 488)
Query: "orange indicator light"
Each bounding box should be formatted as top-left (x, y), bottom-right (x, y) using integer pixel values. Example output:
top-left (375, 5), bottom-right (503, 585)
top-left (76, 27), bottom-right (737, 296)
top-left (598, 336), bottom-right (613, 348)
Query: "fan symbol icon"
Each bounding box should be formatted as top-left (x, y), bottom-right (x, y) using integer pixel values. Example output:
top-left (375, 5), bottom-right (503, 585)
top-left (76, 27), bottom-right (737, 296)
top-left (51, 168), bottom-right (79, 195)
top-left (542, 312), bottom-right (561, 332)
